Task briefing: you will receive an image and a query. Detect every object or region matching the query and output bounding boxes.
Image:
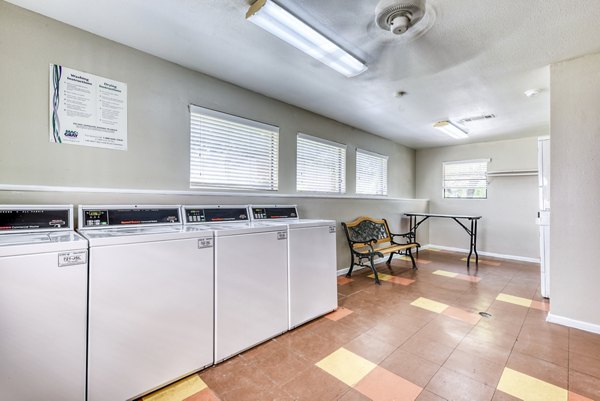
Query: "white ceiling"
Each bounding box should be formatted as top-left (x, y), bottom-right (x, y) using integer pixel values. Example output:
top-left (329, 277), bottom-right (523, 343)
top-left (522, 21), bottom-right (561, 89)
top-left (7, 0), bottom-right (600, 148)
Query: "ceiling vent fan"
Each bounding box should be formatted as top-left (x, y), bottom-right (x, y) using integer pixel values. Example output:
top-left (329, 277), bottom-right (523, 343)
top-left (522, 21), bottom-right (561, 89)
top-left (375, 0), bottom-right (427, 35)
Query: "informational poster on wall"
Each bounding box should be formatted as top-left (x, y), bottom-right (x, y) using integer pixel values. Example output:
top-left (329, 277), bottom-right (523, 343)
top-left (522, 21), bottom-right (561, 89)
top-left (49, 64), bottom-right (127, 150)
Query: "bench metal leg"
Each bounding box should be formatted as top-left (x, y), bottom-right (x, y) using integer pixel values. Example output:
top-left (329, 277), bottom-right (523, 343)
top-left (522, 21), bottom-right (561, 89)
top-left (346, 252), bottom-right (355, 278)
top-left (369, 256), bottom-right (381, 285)
top-left (386, 253), bottom-right (394, 265)
top-left (408, 248), bottom-right (417, 270)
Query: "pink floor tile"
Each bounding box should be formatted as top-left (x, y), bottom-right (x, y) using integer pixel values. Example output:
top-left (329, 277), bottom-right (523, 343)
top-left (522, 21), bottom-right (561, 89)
top-left (326, 307), bottom-right (354, 321)
top-left (338, 276), bottom-right (354, 285)
top-left (388, 276), bottom-right (416, 286)
top-left (530, 300), bottom-right (550, 311)
top-left (442, 306), bottom-right (481, 325)
top-left (355, 366), bottom-right (423, 401)
top-left (456, 274), bottom-right (481, 283)
top-left (569, 391), bottom-right (595, 401)
top-left (184, 388), bottom-right (221, 401)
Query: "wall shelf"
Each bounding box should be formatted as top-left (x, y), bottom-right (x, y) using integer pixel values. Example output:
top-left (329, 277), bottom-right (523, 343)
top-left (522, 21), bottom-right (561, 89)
top-left (487, 169), bottom-right (538, 177)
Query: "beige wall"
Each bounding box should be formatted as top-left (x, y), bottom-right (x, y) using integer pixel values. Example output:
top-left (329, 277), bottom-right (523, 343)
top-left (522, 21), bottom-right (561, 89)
top-left (415, 137), bottom-right (540, 260)
top-left (0, 1), bottom-right (425, 271)
top-left (549, 52), bottom-right (600, 329)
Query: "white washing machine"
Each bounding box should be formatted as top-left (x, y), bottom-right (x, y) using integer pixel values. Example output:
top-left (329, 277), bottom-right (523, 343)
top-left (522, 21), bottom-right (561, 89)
top-left (0, 205), bottom-right (87, 401)
top-left (79, 205), bottom-right (214, 401)
top-left (250, 205), bottom-right (337, 329)
top-left (182, 205), bottom-right (288, 363)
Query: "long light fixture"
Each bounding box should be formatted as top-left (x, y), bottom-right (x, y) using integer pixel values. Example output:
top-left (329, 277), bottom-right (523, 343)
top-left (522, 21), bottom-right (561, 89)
top-left (246, 0), bottom-right (367, 77)
top-left (433, 120), bottom-right (469, 139)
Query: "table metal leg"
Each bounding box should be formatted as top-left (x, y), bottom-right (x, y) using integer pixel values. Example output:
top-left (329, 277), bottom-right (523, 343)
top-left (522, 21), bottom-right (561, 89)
top-left (474, 219), bottom-right (479, 267)
top-left (467, 219), bottom-right (473, 268)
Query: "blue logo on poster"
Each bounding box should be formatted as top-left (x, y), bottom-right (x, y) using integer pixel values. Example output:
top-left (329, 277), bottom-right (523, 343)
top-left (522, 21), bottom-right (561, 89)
top-left (64, 130), bottom-right (79, 138)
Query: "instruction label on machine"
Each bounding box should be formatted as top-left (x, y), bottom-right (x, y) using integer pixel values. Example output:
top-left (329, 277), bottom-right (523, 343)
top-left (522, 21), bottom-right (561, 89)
top-left (198, 238), bottom-right (213, 249)
top-left (329, 226), bottom-right (336, 233)
top-left (58, 251), bottom-right (88, 267)
top-left (49, 64), bottom-right (127, 150)
top-left (277, 231), bottom-right (287, 240)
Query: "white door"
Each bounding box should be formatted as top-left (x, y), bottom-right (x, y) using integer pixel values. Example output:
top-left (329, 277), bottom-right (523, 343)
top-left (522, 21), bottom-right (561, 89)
top-left (0, 251), bottom-right (87, 401)
top-left (289, 225), bottom-right (337, 328)
top-left (538, 137), bottom-right (550, 298)
top-left (87, 238), bottom-right (214, 401)
top-left (214, 231), bottom-right (288, 362)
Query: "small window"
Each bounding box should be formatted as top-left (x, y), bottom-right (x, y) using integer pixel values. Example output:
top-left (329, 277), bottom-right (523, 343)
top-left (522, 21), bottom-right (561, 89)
top-left (443, 159), bottom-right (488, 199)
top-left (356, 149), bottom-right (388, 196)
top-left (190, 105), bottom-right (279, 191)
top-left (297, 133), bottom-right (346, 193)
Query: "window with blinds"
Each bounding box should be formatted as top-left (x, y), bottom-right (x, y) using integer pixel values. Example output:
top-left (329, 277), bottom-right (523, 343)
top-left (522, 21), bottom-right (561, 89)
top-left (296, 133), bottom-right (346, 193)
top-left (189, 105), bottom-right (279, 191)
top-left (443, 159), bottom-right (489, 199)
top-left (356, 149), bottom-right (388, 196)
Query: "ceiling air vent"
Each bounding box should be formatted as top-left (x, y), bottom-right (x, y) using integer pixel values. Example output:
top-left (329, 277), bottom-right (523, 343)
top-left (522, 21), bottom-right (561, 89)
top-left (459, 114), bottom-right (496, 124)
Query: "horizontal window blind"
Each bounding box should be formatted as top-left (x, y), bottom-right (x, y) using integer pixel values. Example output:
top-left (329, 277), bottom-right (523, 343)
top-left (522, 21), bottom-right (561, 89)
top-left (297, 133), bottom-right (346, 193)
top-left (443, 159), bottom-right (488, 199)
top-left (356, 149), bottom-right (388, 195)
top-left (190, 105), bottom-right (279, 191)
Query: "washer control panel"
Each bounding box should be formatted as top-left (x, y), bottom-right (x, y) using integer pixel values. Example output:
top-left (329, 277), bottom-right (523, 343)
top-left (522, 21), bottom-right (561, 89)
top-left (184, 207), bottom-right (249, 224)
top-left (81, 207), bottom-right (181, 228)
top-left (251, 206), bottom-right (298, 221)
top-left (0, 207), bottom-right (71, 232)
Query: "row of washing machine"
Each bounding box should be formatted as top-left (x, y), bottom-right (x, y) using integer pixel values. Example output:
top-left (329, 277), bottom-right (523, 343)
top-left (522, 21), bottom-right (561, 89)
top-left (0, 204), bottom-right (337, 401)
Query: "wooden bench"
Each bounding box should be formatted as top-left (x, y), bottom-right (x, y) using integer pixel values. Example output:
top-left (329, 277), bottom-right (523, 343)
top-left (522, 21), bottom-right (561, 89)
top-left (341, 216), bottom-right (419, 285)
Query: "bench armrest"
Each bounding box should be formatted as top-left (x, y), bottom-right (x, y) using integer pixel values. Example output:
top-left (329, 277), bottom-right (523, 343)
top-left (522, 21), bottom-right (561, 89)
top-left (389, 232), bottom-right (415, 244)
top-left (348, 237), bottom-right (379, 247)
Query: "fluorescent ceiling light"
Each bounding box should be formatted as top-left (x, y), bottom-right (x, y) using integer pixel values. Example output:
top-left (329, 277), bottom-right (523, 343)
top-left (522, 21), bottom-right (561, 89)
top-left (246, 0), bottom-right (367, 77)
top-left (433, 121), bottom-right (469, 139)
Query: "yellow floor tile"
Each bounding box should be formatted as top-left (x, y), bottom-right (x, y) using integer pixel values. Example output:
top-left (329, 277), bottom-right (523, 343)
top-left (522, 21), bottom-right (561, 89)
top-left (368, 273), bottom-right (392, 281)
top-left (410, 297), bottom-right (448, 314)
top-left (316, 347), bottom-right (377, 387)
top-left (461, 257), bottom-right (501, 266)
top-left (396, 255), bottom-right (432, 264)
top-left (497, 368), bottom-right (567, 401)
top-left (143, 375), bottom-right (207, 401)
top-left (496, 293), bottom-right (533, 308)
top-left (432, 270), bottom-right (458, 278)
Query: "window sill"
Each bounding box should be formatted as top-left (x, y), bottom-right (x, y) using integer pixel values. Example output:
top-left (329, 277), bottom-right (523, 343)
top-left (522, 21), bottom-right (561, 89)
top-left (0, 184), bottom-right (428, 202)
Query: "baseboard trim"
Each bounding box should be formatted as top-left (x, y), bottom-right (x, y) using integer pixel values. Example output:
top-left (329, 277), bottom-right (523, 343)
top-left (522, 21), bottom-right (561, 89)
top-left (423, 244), bottom-right (540, 264)
top-left (337, 257), bottom-right (387, 276)
top-left (336, 245), bottom-right (539, 275)
top-left (546, 313), bottom-right (600, 334)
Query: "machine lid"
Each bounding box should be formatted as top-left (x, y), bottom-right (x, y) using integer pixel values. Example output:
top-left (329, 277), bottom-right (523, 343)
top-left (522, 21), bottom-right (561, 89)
top-left (212, 222), bottom-right (285, 236)
top-left (78, 225), bottom-right (213, 246)
top-left (182, 205), bottom-right (250, 225)
top-left (78, 205), bottom-right (182, 230)
top-left (0, 231), bottom-right (88, 257)
top-left (286, 219), bottom-right (337, 229)
top-left (0, 205), bottom-right (73, 233)
top-left (250, 205), bottom-right (299, 221)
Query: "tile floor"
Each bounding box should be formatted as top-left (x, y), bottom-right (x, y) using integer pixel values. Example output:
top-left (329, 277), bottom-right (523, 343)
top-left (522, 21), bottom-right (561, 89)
top-left (138, 250), bottom-right (600, 401)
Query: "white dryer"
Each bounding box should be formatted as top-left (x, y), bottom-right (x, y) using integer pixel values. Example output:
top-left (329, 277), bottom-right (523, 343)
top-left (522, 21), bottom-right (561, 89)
top-left (79, 205), bottom-right (214, 401)
top-left (250, 205), bottom-right (337, 329)
top-left (0, 205), bottom-right (87, 401)
top-left (182, 205), bottom-right (288, 363)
